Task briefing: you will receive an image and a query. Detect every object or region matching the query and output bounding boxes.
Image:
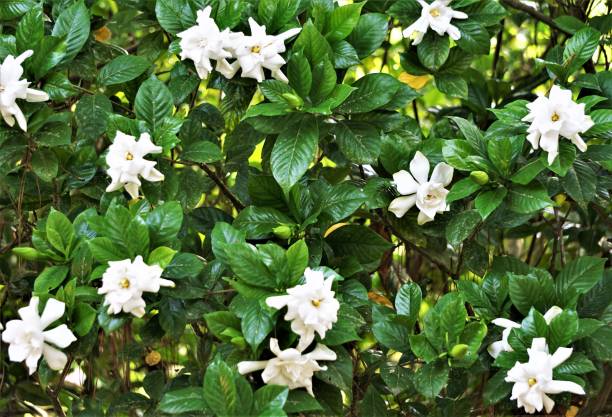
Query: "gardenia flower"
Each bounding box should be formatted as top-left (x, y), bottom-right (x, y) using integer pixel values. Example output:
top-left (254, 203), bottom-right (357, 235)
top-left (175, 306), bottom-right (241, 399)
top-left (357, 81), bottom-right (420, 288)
top-left (388, 151), bottom-right (454, 225)
top-left (506, 338), bottom-right (585, 414)
top-left (105, 131), bottom-right (164, 199)
top-left (266, 268), bottom-right (340, 352)
top-left (402, 0), bottom-right (468, 45)
top-left (230, 18), bottom-right (301, 83)
top-left (98, 255), bottom-right (174, 318)
top-left (1, 297), bottom-right (76, 374)
top-left (177, 6), bottom-right (235, 79)
top-left (523, 85), bottom-right (594, 165)
top-left (237, 338), bottom-right (336, 396)
top-left (488, 306), bottom-right (563, 359)
top-left (0, 50), bottom-right (49, 131)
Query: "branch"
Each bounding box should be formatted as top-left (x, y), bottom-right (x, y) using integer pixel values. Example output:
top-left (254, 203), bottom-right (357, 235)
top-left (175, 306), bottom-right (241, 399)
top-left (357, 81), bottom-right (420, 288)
top-left (165, 158), bottom-right (245, 210)
top-left (500, 0), bottom-right (571, 35)
top-left (46, 356), bottom-right (73, 417)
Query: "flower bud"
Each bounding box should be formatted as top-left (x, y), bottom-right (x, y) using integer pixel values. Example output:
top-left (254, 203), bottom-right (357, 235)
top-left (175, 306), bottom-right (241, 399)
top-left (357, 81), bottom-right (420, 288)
top-left (273, 225), bottom-right (293, 239)
top-left (449, 343), bottom-right (469, 359)
top-left (470, 171), bottom-right (489, 185)
top-left (281, 93), bottom-right (303, 108)
top-left (554, 193), bottom-right (567, 205)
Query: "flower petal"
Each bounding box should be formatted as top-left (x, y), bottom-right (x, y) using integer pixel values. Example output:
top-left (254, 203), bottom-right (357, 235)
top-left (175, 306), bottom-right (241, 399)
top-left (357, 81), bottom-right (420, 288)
top-left (237, 360), bottom-right (269, 375)
top-left (40, 298), bottom-right (66, 329)
top-left (430, 163), bottom-right (454, 187)
top-left (43, 325), bottom-right (77, 349)
top-left (388, 195), bottom-right (417, 218)
top-left (550, 347), bottom-right (573, 368)
top-left (266, 295), bottom-right (291, 310)
top-left (410, 151), bottom-right (430, 184)
top-left (545, 379), bottom-right (585, 395)
top-left (393, 170), bottom-right (419, 195)
top-left (42, 343), bottom-right (68, 371)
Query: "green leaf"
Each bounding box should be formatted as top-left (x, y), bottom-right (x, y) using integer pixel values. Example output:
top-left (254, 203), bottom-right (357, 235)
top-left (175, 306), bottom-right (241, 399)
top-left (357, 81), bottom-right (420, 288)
top-left (31, 36), bottom-right (67, 79)
top-left (253, 385), bottom-right (289, 415)
top-left (487, 137), bottom-right (516, 176)
top-left (442, 140), bottom-right (491, 172)
top-left (414, 361), bottom-right (449, 398)
top-left (447, 178), bottom-right (482, 202)
top-left (475, 187), bottom-right (507, 219)
top-left (16, 5), bottom-right (43, 53)
top-left (439, 294), bottom-right (467, 342)
top-left (435, 73), bottom-right (468, 99)
top-left (346, 13), bottom-right (388, 59)
top-left (326, 3), bottom-right (364, 42)
top-left (146, 201), bottom-right (183, 247)
top-left (508, 273), bottom-right (550, 315)
top-left (410, 333), bottom-right (439, 363)
top-left (98, 55), bottom-right (150, 86)
top-left (446, 210), bottom-right (481, 247)
top-left (158, 387), bottom-right (207, 414)
top-left (511, 159), bottom-right (545, 185)
top-left (46, 209), bottom-right (74, 256)
top-left (287, 52), bottom-right (312, 99)
top-left (286, 240), bottom-right (308, 284)
top-left (135, 77), bottom-right (174, 132)
top-left (561, 160), bottom-right (597, 205)
top-left (51, 0), bottom-right (90, 63)
top-left (556, 256), bottom-right (606, 295)
top-left (456, 20), bottom-right (491, 54)
top-left (155, 0), bottom-right (198, 34)
top-left (73, 302), bottom-right (97, 336)
top-left (395, 282), bottom-right (422, 323)
top-left (448, 116), bottom-right (486, 156)
top-left (293, 21), bottom-right (332, 64)
top-left (483, 370), bottom-right (512, 406)
top-left (88, 237), bottom-right (126, 262)
top-left (226, 243), bottom-right (276, 288)
top-left (418, 32), bottom-right (450, 71)
top-left (203, 359), bottom-right (249, 417)
top-left (563, 27), bottom-right (601, 74)
top-left (338, 73), bottom-right (401, 113)
top-left (181, 141), bottom-right (223, 163)
top-left (546, 142), bottom-right (576, 177)
top-left (31, 148), bottom-right (59, 183)
top-left (325, 225), bottom-right (392, 270)
top-left (359, 386), bottom-right (389, 417)
top-left (148, 246), bottom-right (177, 268)
top-left (257, 0), bottom-right (299, 33)
top-left (241, 300), bottom-right (275, 351)
top-left (0, 0), bottom-right (36, 20)
top-left (335, 121), bottom-right (381, 164)
top-left (555, 352), bottom-right (596, 375)
top-left (33, 265), bottom-right (69, 293)
top-left (234, 206), bottom-right (294, 240)
top-left (271, 116), bottom-right (319, 193)
top-left (507, 184), bottom-right (552, 214)
top-left (76, 94), bottom-right (112, 141)
top-left (548, 310), bottom-right (578, 349)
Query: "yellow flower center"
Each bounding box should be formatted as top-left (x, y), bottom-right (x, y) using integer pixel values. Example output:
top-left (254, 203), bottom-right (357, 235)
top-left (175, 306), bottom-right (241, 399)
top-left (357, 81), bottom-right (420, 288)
top-left (125, 152), bottom-right (134, 161)
top-left (551, 113), bottom-right (560, 122)
top-left (311, 299), bottom-right (321, 307)
top-left (528, 378), bottom-right (537, 387)
top-left (251, 45), bottom-right (261, 53)
top-left (120, 277), bottom-right (131, 288)
top-left (430, 8), bottom-right (440, 17)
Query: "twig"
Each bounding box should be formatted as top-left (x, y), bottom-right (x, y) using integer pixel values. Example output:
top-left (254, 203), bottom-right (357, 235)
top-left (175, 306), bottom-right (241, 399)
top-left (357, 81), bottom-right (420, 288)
top-left (492, 20), bottom-right (505, 78)
top-left (165, 158), bottom-right (245, 210)
top-left (500, 0), bottom-right (571, 35)
top-left (46, 356), bottom-right (74, 417)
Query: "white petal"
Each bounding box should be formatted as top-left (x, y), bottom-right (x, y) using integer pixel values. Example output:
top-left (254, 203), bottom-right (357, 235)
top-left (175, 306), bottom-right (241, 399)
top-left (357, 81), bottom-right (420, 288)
top-left (492, 318), bottom-right (521, 329)
top-left (388, 195), bottom-right (417, 218)
top-left (14, 105), bottom-right (27, 132)
top-left (417, 210), bottom-right (434, 225)
top-left (8, 342), bottom-right (29, 362)
top-left (487, 341), bottom-right (505, 358)
top-left (430, 163), bottom-right (453, 187)
top-left (43, 325), bottom-right (76, 348)
top-left (237, 360), bottom-right (269, 375)
top-left (266, 295), bottom-right (291, 310)
top-left (410, 151), bottom-right (430, 184)
top-left (142, 167), bottom-right (164, 183)
top-left (452, 11), bottom-right (468, 19)
top-left (529, 338), bottom-right (549, 354)
top-left (542, 393), bottom-right (555, 414)
top-left (393, 170), bottom-right (419, 195)
top-left (545, 379), bottom-right (585, 395)
top-left (124, 182), bottom-right (140, 200)
top-left (543, 306), bottom-right (562, 324)
top-left (40, 298), bottom-right (66, 329)
top-left (550, 347), bottom-right (573, 368)
top-left (42, 344), bottom-right (68, 371)
top-left (446, 24), bottom-right (461, 41)
top-left (306, 344), bottom-right (337, 362)
top-left (570, 134), bottom-right (587, 152)
top-left (26, 88), bottom-right (49, 102)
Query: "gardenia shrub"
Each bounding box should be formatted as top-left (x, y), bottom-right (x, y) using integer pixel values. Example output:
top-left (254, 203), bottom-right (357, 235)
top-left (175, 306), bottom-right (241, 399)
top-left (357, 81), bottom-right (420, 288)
top-left (0, 0), bottom-right (610, 416)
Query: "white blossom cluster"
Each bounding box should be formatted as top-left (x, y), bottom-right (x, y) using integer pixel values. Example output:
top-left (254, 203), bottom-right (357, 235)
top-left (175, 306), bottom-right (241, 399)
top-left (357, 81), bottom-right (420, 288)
top-left (178, 6), bottom-right (301, 83)
top-left (238, 268), bottom-right (340, 396)
top-left (488, 307), bottom-right (585, 414)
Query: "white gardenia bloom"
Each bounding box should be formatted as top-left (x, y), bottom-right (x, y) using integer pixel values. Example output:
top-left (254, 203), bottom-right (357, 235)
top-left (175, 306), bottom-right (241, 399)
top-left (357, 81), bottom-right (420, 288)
top-left (98, 255), bottom-right (174, 318)
top-left (237, 338), bottom-right (336, 396)
top-left (488, 306), bottom-right (563, 359)
top-left (231, 18), bottom-right (301, 83)
top-left (105, 131), bottom-right (164, 199)
top-left (506, 338), bottom-right (585, 414)
top-left (522, 85), bottom-right (594, 165)
top-left (402, 0), bottom-right (468, 45)
top-left (1, 297), bottom-right (76, 374)
top-left (266, 268), bottom-right (340, 352)
top-left (0, 50), bottom-right (49, 132)
top-left (177, 6), bottom-right (235, 79)
top-left (388, 151), bottom-right (454, 225)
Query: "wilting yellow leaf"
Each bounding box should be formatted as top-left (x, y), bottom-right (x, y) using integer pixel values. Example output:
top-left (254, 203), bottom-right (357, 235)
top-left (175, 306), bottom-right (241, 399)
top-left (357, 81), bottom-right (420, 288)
top-left (324, 222), bottom-right (348, 237)
top-left (565, 406), bottom-right (579, 417)
top-left (145, 350), bottom-right (161, 366)
top-left (368, 291), bottom-right (393, 307)
top-left (94, 26), bottom-right (112, 42)
top-left (399, 72), bottom-right (430, 89)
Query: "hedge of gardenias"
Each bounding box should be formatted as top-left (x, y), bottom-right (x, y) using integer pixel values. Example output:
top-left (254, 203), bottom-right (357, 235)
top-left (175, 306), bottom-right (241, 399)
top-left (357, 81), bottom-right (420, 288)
top-left (0, 0), bottom-right (610, 416)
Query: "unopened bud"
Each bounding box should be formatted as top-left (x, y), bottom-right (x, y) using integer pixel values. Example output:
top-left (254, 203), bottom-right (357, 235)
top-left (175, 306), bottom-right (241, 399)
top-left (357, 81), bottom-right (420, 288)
top-left (470, 171), bottom-right (489, 185)
top-left (554, 193), bottom-right (567, 205)
top-left (449, 343), bottom-right (469, 359)
top-left (281, 93), bottom-right (303, 108)
top-left (273, 225), bottom-right (293, 239)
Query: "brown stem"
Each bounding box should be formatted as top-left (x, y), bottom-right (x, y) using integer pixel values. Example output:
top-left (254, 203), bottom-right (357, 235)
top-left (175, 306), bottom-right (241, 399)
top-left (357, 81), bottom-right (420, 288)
top-left (46, 356), bottom-right (74, 417)
top-left (500, 0), bottom-right (571, 35)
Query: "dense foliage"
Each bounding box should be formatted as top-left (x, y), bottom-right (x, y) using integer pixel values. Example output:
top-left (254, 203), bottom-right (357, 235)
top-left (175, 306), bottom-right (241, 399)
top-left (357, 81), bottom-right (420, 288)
top-left (0, 0), bottom-right (610, 416)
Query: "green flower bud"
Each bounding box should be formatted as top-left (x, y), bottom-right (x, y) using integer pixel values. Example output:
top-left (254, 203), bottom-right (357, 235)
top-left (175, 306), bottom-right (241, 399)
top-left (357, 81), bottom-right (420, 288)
top-left (273, 225), bottom-right (293, 239)
top-left (281, 93), bottom-right (303, 108)
top-left (449, 343), bottom-right (469, 359)
top-left (470, 171), bottom-right (489, 185)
